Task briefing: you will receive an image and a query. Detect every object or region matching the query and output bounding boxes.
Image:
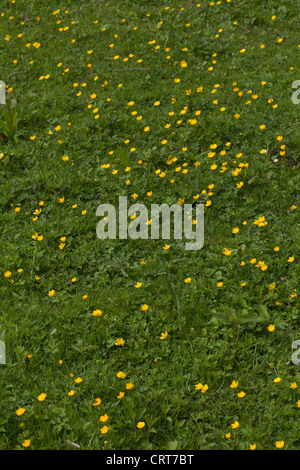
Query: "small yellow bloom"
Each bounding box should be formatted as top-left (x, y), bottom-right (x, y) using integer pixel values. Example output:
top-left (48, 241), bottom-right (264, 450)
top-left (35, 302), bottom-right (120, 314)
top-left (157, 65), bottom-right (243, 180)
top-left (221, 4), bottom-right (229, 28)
top-left (115, 338), bottom-right (125, 347)
top-left (92, 309), bottom-right (103, 317)
top-left (160, 331), bottom-right (168, 340)
top-left (37, 393), bottom-right (47, 401)
top-left (92, 397), bottom-right (101, 406)
top-left (100, 414), bottom-right (109, 423)
top-left (116, 371), bottom-right (127, 379)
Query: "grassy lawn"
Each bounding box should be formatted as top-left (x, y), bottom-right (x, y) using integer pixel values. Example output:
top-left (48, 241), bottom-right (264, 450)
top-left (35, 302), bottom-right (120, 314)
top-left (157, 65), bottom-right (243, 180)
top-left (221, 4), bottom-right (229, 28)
top-left (0, 0), bottom-right (299, 450)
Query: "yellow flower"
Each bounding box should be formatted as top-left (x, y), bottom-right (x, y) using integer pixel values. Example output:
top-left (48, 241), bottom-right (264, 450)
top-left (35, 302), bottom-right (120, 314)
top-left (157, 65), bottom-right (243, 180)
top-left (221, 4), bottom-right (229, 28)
top-left (68, 390), bottom-right (75, 396)
top-left (237, 391), bottom-right (246, 398)
top-left (116, 371), bottom-right (127, 379)
top-left (180, 60), bottom-right (187, 68)
top-left (126, 382), bottom-right (134, 390)
top-left (115, 338), bottom-right (125, 346)
top-left (160, 331), bottom-right (168, 340)
top-left (141, 304), bottom-right (149, 311)
top-left (184, 277), bottom-right (191, 283)
top-left (137, 422), bottom-right (145, 429)
top-left (4, 271), bottom-right (12, 278)
top-left (117, 391), bottom-right (125, 399)
top-left (135, 282), bottom-right (142, 288)
top-left (195, 383), bottom-right (203, 391)
top-left (48, 290), bottom-right (55, 297)
top-left (37, 393), bottom-right (47, 401)
top-left (22, 439), bottom-right (31, 448)
top-left (98, 415), bottom-right (109, 425)
top-left (249, 444), bottom-right (256, 450)
top-left (100, 425), bottom-right (109, 434)
top-left (231, 421), bottom-right (239, 429)
top-left (16, 408), bottom-right (25, 416)
top-left (273, 377), bottom-right (281, 383)
top-left (225, 433), bottom-right (231, 439)
top-left (92, 309), bottom-right (103, 317)
top-left (290, 382), bottom-right (297, 390)
top-left (268, 325), bottom-right (275, 332)
top-left (230, 380), bottom-right (238, 389)
top-left (92, 397), bottom-right (101, 406)
top-left (275, 441), bottom-right (284, 449)
top-left (74, 377), bottom-right (82, 384)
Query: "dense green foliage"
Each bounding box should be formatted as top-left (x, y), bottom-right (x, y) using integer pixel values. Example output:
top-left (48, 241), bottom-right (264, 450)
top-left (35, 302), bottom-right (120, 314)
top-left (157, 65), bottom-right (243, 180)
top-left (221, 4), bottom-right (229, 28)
top-left (0, 0), bottom-right (299, 450)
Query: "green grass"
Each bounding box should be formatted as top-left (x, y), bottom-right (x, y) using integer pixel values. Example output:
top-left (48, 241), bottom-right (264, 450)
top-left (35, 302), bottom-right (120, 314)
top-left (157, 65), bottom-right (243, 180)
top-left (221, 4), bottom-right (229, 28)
top-left (0, 0), bottom-right (299, 450)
